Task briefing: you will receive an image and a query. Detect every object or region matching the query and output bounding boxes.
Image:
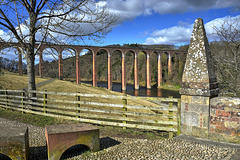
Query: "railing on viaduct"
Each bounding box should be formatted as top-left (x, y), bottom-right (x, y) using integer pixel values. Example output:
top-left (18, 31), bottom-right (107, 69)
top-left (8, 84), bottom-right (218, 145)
top-left (0, 42), bottom-right (186, 90)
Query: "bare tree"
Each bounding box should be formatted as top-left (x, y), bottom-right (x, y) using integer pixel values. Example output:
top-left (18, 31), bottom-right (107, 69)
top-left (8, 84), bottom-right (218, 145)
top-left (211, 16), bottom-right (240, 96)
top-left (0, 0), bottom-right (117, 94)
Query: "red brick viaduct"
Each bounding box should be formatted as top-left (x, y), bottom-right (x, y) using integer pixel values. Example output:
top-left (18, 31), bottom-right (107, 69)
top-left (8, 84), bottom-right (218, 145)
top-left (0, 43), bottom-right (186, 90)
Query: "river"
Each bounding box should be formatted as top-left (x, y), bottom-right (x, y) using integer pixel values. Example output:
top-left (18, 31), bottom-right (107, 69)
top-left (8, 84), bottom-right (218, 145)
top-left (82, 81), bottom-right (180, 98)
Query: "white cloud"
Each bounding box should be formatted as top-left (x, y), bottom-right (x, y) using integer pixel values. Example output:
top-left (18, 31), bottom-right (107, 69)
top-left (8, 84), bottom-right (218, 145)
top-left (145, 26), bottom-right (193, 44)
top-left (105, 0), bottom-right (240, 23)
top-left (145, 15), bottom-right (240, 45)
top-left (0, 48), bottom-right (19, 60)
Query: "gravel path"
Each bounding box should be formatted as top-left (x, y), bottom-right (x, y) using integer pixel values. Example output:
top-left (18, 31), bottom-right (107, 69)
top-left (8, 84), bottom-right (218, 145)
top-left (0, 118), bottom-right (238, 160)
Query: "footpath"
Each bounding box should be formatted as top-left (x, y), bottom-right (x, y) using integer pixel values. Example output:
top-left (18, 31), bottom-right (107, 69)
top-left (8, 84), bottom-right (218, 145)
top-left (20, 78), bottom-right (55, 90)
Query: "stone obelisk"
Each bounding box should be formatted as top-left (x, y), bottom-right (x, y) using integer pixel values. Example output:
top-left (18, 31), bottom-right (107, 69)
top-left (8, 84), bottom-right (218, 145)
top-left (179, 18), bottom-right (219, 138)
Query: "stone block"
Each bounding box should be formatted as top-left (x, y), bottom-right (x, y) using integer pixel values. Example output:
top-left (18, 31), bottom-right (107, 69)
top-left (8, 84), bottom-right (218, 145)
top-left (202, 114), bottom-right (209, 128)
top-left (181, 124), bottom-right (192, 135)
top-left (181, 95), bottom-right (192, 103)
top-left (188, 103), bottom-right (209, 113)
top-left (216, 110), bottom-right (231, 117)
top-left (215, 126), bottom-right (226, 133)
top-left (45, 123), bottom-right (100, 160)
top-left (210, 116), bottom-right (225, 126)
top-left (224, 121), bottom-right (239, 128)
top-left (191, 96), bottom-right (209, 105)
top-left (192, 126), bottom-right (208, 138)
top-left (181, 102), bottom-right (187, 111)
top-left (185, 112), bottom-right (199, 127)
top-left (0, 126), bottom-right (29, 160)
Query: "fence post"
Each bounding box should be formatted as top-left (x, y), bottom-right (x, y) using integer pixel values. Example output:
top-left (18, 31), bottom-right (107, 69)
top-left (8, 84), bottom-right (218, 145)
top-left (76, 92), bottom-right (80, 118)
top-left (21, 90), bottom-right (25, 114)
top-left (168, 96), bottom-right (173, 138)
top-left (177, 99), bottom-right (181, 135)
top-left (43, 90), bottom-right (47, 113)
top-left (122, 96), bottom-right (127, 129)
top-left (4, 90), bottom-right (8, 110)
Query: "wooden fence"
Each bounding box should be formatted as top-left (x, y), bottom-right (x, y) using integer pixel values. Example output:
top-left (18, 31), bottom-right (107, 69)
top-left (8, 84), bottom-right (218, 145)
top-left (0, 89), bottom-right (181, 138)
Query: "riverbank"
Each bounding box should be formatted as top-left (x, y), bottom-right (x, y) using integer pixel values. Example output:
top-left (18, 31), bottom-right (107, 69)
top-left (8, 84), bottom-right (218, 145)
top-left (158, 84), bottom-right (181, 91)
top-left (65, 78), bottom-right (181, 91)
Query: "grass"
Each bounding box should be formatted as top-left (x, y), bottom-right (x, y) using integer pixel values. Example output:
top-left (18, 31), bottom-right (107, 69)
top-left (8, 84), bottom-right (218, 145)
top-left (0, 70), bottom-right (49, 90)
top-left (0, 108), bottom-right (76, 127)
top-left (159, 84), bottom-right (181, 91)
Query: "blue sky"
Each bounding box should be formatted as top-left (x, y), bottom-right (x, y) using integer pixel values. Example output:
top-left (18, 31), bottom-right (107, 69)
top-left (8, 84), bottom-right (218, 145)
top-left (1, 0), bottom-right (240, 62)
top-left (93, 0), bottom-right (240, 46)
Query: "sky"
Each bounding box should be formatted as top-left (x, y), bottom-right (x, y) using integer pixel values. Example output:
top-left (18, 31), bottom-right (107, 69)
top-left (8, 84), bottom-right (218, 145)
top-left (1, 0), bottom-right (240, 62)
top-left (93, 0), bottom-right (240, 46)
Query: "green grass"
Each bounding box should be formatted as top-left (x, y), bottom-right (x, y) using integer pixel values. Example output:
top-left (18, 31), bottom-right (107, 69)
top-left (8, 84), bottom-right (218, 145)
top-left (159, 84), bottom-right (181, 91)
top-left (0, 70), bottom-right (49, 90)
top-left (0, 108), bottom-right (76, 127)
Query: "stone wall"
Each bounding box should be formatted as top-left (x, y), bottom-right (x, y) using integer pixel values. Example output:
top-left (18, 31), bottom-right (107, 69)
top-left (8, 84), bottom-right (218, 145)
top-left (210, 97), bottom-right (240, 143)
top-left (181, 95), bottom-right (210, 138)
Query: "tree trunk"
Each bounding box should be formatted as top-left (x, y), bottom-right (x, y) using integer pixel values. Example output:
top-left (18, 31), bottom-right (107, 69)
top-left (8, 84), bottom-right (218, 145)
top-left (26, 52), bottom-right (36, 97)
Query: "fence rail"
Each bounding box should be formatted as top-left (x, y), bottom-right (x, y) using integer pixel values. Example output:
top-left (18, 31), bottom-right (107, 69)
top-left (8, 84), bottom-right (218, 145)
top-left (0, 89), bottom-right (181, 138)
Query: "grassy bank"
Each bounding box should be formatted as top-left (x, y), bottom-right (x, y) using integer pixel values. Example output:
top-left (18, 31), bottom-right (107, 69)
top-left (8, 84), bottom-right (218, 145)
top-left (0, 70), bottom-right (49, 90)
top-left (159, 84), bottom-right (181, 91)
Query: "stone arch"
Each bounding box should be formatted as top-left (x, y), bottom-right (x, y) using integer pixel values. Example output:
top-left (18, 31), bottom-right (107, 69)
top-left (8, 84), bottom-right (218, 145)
top-left (149, 51), bottom-right (158, 87)
top-left (59, 144), bottom-right (90, 160)
top-left (96, 48), bottom-right (109, 88)
top-left (0, 153), bottom-right (11, 160)
top-left (80, 47), bottom-right (94, 55)
top-left (61, 48), bottom-right (77, 81)
top-left (78, 48), bottom-right (94, 85)
top-left (110, 49), bottom-right (123, 90)
top-left (138, 50), bottom-right (147, 87)
top-left (161, 51), bottom-right (171, 83)
top-left (39, 47), bottom-right (59, 78)
top-left (170, 52), bottom-right (182, 84)
top-left (125, 50), bottom-right (135, 90)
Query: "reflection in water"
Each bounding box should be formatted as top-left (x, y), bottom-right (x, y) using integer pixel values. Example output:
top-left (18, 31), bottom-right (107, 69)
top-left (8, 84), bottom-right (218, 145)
top-left (82, 81), bottom-right (180, 98)
top-left (134, 90), bottom-right (139, 96)
top-left (146, 89), bottom-right (151, 97)
top-left (157, 88), bottom-right (163, 97)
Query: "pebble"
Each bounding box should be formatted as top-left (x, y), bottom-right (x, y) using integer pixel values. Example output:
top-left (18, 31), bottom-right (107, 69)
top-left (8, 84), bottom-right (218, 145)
top-left (0, 118), bottom-right (237, 160)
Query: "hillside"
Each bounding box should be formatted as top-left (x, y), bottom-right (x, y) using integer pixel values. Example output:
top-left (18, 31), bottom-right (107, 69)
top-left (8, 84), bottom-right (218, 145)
top-left (0, 70), bottom-right (49, 90)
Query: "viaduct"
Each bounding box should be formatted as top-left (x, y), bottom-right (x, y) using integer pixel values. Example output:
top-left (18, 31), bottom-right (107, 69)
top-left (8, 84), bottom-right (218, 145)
top-left (0, 43), bottom-right (186, 90)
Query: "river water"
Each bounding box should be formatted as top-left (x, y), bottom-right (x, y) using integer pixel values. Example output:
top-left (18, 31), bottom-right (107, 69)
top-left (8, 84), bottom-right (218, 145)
top-left (82, 81), bottom-right (180, 98)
